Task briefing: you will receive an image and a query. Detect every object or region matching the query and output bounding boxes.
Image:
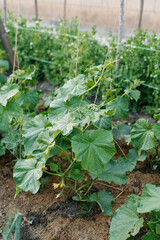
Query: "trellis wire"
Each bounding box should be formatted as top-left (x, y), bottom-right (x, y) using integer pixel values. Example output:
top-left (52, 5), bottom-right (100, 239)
top-left (7, 25), bottom-right (160, 54)
top-left (5, 25), bottom-right (159, 90)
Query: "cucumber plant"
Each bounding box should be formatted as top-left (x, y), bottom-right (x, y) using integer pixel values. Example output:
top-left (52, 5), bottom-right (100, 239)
top-left (109, 184), bottom-right (160, 240)
top-left (0, 64), bottom-right (141, 215)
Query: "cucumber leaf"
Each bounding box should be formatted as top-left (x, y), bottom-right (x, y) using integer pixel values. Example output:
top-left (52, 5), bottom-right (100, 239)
top-left (112, 124), bottom-right (131, 140)
top-left (89, 190), bottom-right (114, 215)
top-left (107, 96), bottom-right (129, 119)
top-left (49, 96), bottom-right (87, 118)
top-left (16, 88), bottom-right (39, 111)
top-left (0, 102), bottom-right (23, 132)
top-left (94, 115), bottom-right (112, 130)
top-left (131, 119), bottom-right (156, 150)
top-left (60, 74), bottom-right (87, 101)
top-left (109, 196), bottom-right (143, 240)
top-left (124, 89), bottom-right (140, 102)
top-left (71, 129), bottom-right (116, 175)
top-left (0, 84), bottom-right (19, 106)
top-left (13, 157), bottom-right (45, 194)
top-left (69, 166), bottom-right (85, 183)
top-left (94, 156), bottom-right (136, 185)
top-left (23, 115), bottom-right (48, 155)
top-left (137, 184), bottom-right (160, 213)
top-left (50, 113), bottom-right (80, 136)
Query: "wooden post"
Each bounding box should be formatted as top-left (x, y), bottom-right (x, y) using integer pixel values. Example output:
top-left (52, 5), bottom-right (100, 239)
top-left (116, 0), bottom-right (124, 72)
top-left (3, 0), bottom-right (7, 24)
top-left (138, 0), bottom-right (144, 30)
top-left (35, 0), bottom-right (38, 20)
top-left (64, 0), bottom-right (67, 21)
top-left (0, 17), bottom-right (19, 69)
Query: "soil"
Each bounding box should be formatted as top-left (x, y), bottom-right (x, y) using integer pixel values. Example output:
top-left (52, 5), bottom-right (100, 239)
top-left (1, 144), bottom-right (160, 240)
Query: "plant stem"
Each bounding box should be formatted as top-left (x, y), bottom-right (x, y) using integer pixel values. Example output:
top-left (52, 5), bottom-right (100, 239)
top-left (84, 177), bottom-right (98, 196)
top-left (57, 156), bottom-right (62, 173)
top-left (63, 159), bottom-right (76, 177)
top-left (78, 177), bottom-right (98, 192)
top-left (42, 169), bottom-right (61, 177)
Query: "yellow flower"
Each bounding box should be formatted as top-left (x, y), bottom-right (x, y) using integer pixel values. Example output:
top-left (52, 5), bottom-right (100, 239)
top-left (60, 183), bottom-right (64, 188)
top-left (52, 183), bottom-right (59, 189)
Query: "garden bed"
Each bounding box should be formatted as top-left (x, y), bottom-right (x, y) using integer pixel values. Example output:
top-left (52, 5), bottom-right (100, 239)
top-left (1, 146), bottom-right (160, 240)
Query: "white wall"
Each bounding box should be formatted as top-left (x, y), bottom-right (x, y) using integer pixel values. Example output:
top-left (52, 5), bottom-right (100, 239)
top-left (0, 0), bottom-right (160, 34)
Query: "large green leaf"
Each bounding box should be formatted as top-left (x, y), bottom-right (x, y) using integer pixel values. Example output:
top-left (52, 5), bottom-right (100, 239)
top-left (0, 102), bottom-right (23, 132)
top-left (94, 156), bottom-right (136, 185)
top-left (137, 184), bottom-right (160, 213)
top-left (131, 119), bottom-right (156, 150)
top-left (16, 88), bottom-right (39, 111)
top-left (0, 84), bottom-right (19, 106)
top-left (89, 190), bottom-right (114, 215)
top-left (71, 129), bottom-right (116, 175)
top-left (60, 74), bottom-right (87, 101)
top-left (109, 197), bottom-right (144, 240)
top-left (23, 115), bottom-right (48, 155)
top-left (13, 158), bottom-right (45, 194)
top-left (107, 96), bottom-right (129, 118)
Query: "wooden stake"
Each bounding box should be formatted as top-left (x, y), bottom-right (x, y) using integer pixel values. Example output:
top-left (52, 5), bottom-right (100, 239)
top-left (138, 0), bottom-right (144, 30)
top-left (35, 0), bottom-right (38, 20)
top-left (64, 0), bottom-right (67, 21)
top-left (116, 0), bottom-right (124, 72)
top-left (0, 17), bottom-right (19, 69)
top-left (3, 0), bottom-right (7, 24)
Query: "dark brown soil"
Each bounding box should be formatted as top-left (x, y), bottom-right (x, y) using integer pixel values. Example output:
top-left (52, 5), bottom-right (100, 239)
top-left (0, 151), bottom-right (160, 240)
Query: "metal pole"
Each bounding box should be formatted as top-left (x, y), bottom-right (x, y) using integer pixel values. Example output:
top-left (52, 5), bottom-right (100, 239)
top-left (4, 0), bottom-right (7, 24)
top-left (35, 0), bottom-right (38, 20)
top-left (64, 0), bottom-right (67, 21)
top-left (138, 0), bottom-right (144, 30)
top-left (116, 0), bottom-right (124, 72)
top-left (0, 17), bottom-right (19, 69)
